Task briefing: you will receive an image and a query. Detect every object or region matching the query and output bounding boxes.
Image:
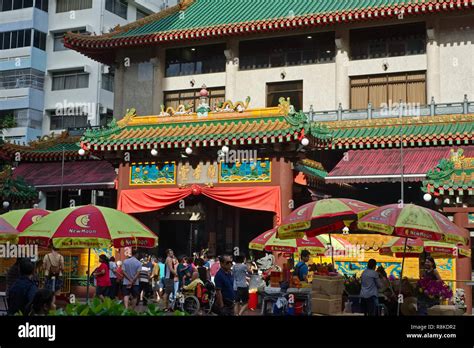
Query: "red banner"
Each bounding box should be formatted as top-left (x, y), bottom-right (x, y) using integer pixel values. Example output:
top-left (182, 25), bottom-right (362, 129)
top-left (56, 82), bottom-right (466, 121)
top-left (118, 185), bottom-right (282, 223)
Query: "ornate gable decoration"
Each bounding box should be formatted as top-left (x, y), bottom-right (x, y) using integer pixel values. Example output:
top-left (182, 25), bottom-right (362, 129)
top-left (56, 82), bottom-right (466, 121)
top-left (423, 149), bottom-right (474, 196)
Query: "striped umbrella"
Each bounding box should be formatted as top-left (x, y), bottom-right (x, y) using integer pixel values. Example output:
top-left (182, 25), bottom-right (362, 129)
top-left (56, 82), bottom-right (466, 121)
top-left (357, 204), bottom-right (469, 245)
top-left (0, 217), bottom-right (19, 243)
top-left (1, 208), bottom-right (50, 232)
top-left (379, 237), bottom-right (471, 258)
top-left (277, 198), bottom-right (376, 239)
top-left (249, 228), bottom-right (349, 256)
top-left (19, 205), bottom-right (158, 249)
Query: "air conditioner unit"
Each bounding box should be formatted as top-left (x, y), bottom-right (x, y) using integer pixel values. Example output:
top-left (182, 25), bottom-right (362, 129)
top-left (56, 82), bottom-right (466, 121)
top-left (99, 106), bottom-right (107, 114)
top-left (101, 65), bottom-right (110, 74)
top-left (83, 65), bottom-right (92, 74)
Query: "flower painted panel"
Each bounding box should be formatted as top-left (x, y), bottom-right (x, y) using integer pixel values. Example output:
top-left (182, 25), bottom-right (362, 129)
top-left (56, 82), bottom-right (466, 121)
top-left (130, 162), bottom-right (176, 185)
top-left (219, 159), bottom-right (271, 183)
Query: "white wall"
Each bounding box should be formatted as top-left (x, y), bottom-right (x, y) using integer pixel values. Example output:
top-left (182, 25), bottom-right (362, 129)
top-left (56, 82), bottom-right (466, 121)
top-left (438, 15), bottom-right (474, 102)
top-left (43, 0), bottom-right (158, 132)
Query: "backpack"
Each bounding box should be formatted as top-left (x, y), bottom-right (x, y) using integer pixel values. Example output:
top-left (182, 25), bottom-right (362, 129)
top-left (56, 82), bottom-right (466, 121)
top-left (47, 254), bottom-right (63, 277)
top-left (293, 262), bottom-right (304, 280)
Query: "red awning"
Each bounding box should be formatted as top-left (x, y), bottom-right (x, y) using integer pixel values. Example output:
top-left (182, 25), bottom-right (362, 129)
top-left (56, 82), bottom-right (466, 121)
top-left (13, 161), bottom-right (116, 191)
top-left (326, 146), bottom-right (474, 184)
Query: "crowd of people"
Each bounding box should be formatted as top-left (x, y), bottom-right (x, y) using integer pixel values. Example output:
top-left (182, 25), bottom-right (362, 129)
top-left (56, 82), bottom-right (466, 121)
top-left (4, 246), bottom-right (260, 316)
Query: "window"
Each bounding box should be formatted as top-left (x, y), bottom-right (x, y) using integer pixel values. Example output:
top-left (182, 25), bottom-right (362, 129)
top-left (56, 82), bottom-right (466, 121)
top-left (267, 81), bottom-right (303, 112)
top-left (52, 69), bottom-right (89, 90)
top-left (34, 0), bottom-right (47, 11)
top-left (101, 72), bottom-right (114, 92)
top-left (33, 30), bottom-right (46, 50)
top-left (165, 44), bottom-right (226, 77)
top-left (99, 109), bottom-right (114, 127)
top-left (53, 29), bottom-right (87, 51)
top-left (1, 0), bottom-right (34, 11)
top-left (105, 0), bottom-right (127, 19)
top-left (350, 72), bottom-right (426, 109)
top-left (240, 32), bottom-right (335, 70)
top-left (350, 22), bottom-right (426, 60)
top-left (0, 29), bottom-right (32, 50)
top-left (164, 87), bottom-right (225, 112)
top-left (136, 8), bottom-right (147, 20)
top-left (0, 68), bottom-right (44, 90)
top-left (50, 111), bottom-right (88, 130)
top-left (56, 0), bottom-right (92, 13)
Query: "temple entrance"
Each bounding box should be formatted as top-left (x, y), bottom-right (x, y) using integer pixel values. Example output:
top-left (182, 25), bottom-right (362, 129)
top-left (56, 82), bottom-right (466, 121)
top-left (158, 220), bottom-right (206, 258)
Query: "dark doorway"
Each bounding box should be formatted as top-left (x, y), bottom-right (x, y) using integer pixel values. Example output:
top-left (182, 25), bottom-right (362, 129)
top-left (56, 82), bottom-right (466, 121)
top-left (158, 220), bottom-right (206, 258)
top-left (238, 209), bottom-right (274, 258)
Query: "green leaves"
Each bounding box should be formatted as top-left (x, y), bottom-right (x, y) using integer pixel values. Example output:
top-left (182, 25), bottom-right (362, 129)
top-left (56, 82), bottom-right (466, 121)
top-left (48, 298), bottom-right (169, 316)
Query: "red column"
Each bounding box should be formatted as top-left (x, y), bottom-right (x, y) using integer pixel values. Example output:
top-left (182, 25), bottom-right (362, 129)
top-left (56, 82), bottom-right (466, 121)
top-left (452, 212), bottom-right (472, 312)
top-left (274, 158), bottom-right (294, 269)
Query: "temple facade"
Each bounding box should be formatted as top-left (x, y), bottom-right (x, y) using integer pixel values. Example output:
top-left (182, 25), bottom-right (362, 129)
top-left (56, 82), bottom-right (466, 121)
top-left (59, 0), bottom-right (473, 308)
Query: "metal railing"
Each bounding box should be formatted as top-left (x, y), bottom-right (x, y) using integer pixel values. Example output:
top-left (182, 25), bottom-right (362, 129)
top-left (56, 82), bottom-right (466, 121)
top-left (308, 95), bottom-right (474, 122)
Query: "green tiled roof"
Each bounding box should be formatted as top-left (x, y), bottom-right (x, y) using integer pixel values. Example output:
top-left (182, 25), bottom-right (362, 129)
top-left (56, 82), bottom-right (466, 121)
top-left (295, 163), bottom-right (327, 180)
top-left (117, 0), bottom-right (411, 38)
top-left (327, 114), bottom-right (474, 149)
top-left (65, 0), bottom-right (473, 64)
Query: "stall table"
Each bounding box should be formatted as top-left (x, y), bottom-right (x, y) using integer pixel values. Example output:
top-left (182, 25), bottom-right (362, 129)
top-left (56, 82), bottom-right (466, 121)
top-left (260, 287), bottom-right (311, 315)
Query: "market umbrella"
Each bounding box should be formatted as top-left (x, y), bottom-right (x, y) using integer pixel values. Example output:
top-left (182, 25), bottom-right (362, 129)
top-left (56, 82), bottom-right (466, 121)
top-left (277, 198), bottom-right (377, 239)
top-left (20, 205), bottom-right (158, 302)
top-left (357, 204), bottom-right (468, 245)
top-left (249, 228), bottom-right (350, 255)
top-left (358, 203), bottom-right (468, 315)
top-left (1, 208), bottom-right (50, 232)
top-left (0, 217), bottom-right (19, 243)
top-left (379, 237), bottom-right (471, 259)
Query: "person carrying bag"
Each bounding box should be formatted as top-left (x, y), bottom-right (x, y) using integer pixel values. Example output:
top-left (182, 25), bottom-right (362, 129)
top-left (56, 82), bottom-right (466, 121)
top-left (43, 247), bottom-right (64, 295)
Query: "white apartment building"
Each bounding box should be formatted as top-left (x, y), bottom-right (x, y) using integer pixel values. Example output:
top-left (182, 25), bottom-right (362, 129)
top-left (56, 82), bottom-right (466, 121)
top-left (0, 0), bottom-right (178, 143)
top-left (42, 0), bottom-right (177, 135)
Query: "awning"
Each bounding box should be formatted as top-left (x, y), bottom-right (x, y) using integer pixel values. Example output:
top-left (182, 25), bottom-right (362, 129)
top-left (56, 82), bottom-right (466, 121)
top-left (326, 146), bottom-right (474, 184)
top-left (13, 161), bottom-right (116, 191)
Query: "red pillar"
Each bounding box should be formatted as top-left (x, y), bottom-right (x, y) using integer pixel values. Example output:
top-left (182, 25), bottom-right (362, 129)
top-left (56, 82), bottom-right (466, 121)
top-left (444, 207), bottom-right (473, 313)
top-left (274, 158), bottom-right (294, 268)
top-left (452, 212), bottom-right (472, 312)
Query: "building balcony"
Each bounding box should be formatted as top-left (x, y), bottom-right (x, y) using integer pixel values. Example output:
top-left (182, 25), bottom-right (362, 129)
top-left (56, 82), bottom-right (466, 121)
top-left (307, 95), bottom-right (474, 122)
top-left (0, 87), bottom-right (44, 111)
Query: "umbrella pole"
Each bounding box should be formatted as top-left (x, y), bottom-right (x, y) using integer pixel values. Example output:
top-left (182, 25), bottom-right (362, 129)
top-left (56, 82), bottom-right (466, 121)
top-left (397, 237), bottom-right (408, 316)
top-left (328, 233), bottom-right (334, 266)
top-left (86, 248), bottom-right (91, 304)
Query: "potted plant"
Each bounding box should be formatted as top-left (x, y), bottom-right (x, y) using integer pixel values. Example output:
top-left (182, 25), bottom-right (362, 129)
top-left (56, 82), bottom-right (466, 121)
top-left (416, 278), bottom-right (453, 315)
top-left (343, 275), bottom-right (362, 313)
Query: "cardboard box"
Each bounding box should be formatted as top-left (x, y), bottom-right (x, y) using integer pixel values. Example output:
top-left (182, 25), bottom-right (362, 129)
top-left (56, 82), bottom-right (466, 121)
top-left (311, 291), bottom-right (341, 300)
top-left (427, 305), bottom-right (465, 316)
top-left (312, 296), bottom-right (342, 315)
top-left (312, 275), bottom-right (345, 296)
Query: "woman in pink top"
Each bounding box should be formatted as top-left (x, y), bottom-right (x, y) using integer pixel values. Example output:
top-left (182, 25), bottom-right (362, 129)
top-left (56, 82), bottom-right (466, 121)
top-left (93, 254), bottom-right (112, 300)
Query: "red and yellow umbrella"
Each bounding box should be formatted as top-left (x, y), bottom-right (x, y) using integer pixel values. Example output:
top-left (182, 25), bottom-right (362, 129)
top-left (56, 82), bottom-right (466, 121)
top-left (379, 237), bottom-right (471, 258)
top-left (277, 198), bottom-right (376, 239)
top-left (19, 205), bottom-right (158, 249)
top-left (249, 228), bottom-right (350, 255)
top-left (1, 208), bottom-right (50, 232)
top-left (357, 204), bottom-right (468, 245)
top-left (0, 217), bottom-right (19, 243)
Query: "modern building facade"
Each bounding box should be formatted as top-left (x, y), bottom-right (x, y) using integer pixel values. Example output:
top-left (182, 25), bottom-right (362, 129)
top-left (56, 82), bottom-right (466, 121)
top-left (63, 0), bottom-right (474, 310)
top-left (0, 0), bottom-right (48, 143)
top-left (1, 0), bottom-right (174, 143)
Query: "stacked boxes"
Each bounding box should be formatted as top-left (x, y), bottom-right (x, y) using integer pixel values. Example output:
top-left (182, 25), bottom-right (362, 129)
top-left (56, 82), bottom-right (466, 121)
top-left (311, 275), bottom-right (345, 315)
